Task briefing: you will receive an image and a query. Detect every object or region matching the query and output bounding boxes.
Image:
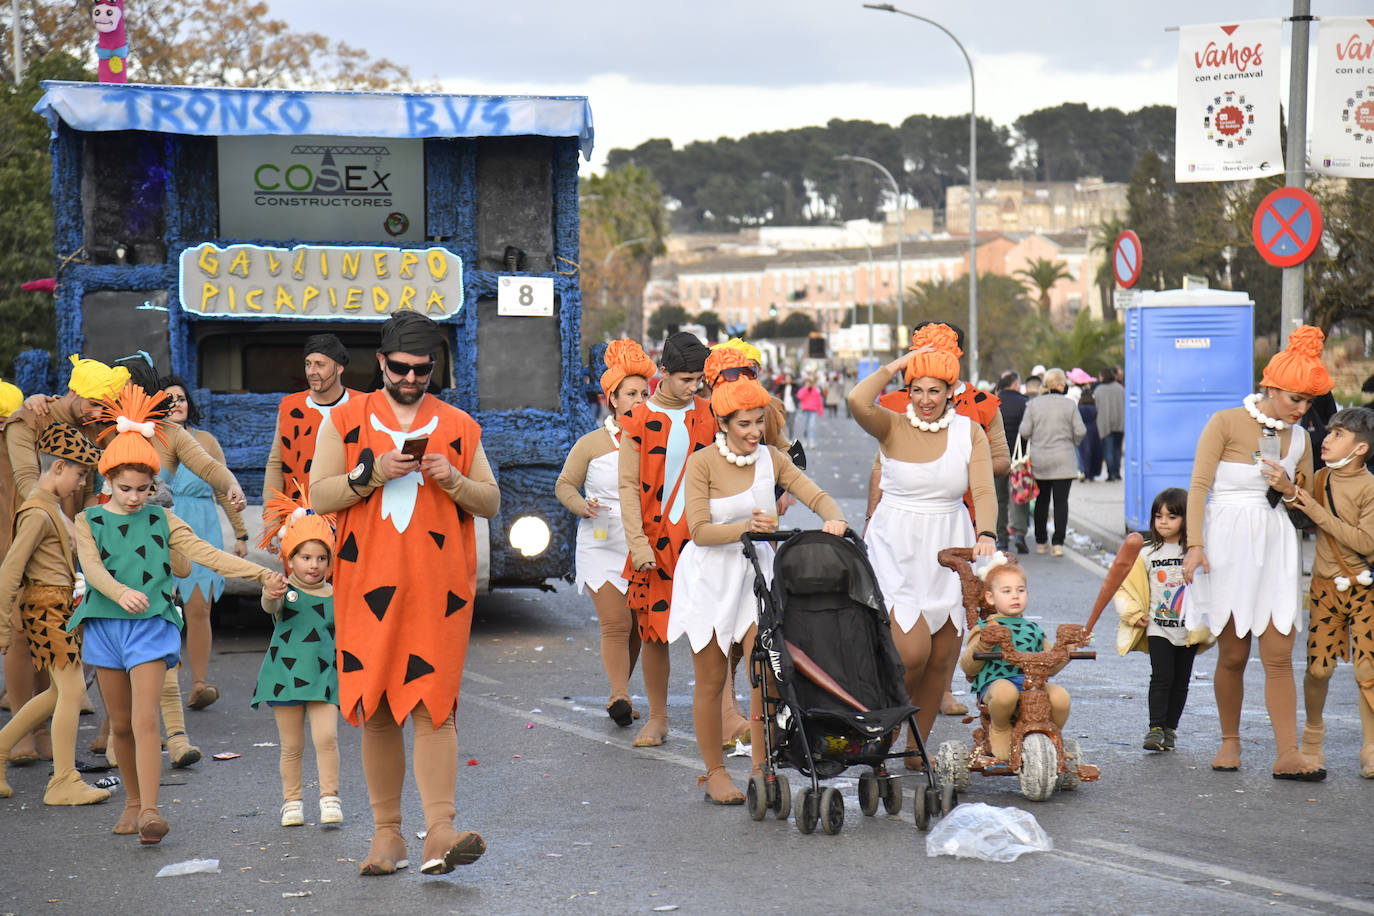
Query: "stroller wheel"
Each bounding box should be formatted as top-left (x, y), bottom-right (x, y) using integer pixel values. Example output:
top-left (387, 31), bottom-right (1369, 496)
top-left (857, 772), bottom-right (881, 817)
top-left (912, 782), bottom-right (929, 830)
top-left (940, 781), bottom-right (958, 815)
top-left (796, 787), bottom-right (819, 834)
top-left (819, 787), bottom-right (844, 835)
top-left (746, 775), bottom-right (768, 821)
top-left (773, 774), bottom-right (791, 820)
top-left (880, 775), bottom-right (903, 815)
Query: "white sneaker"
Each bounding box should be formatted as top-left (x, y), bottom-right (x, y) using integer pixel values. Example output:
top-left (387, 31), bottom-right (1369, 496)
top-left (280, 800), bottom-right (305, 827)
top-left (319, 795), bottom-right (343, 826)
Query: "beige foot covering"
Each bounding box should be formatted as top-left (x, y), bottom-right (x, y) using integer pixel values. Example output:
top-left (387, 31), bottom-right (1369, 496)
top-left (44, 768), bottom-right (110, 806)
top-left (359, 825), bottom-right (409, 876)
top-left (1299, 723), bottom-right (1325, 768)
top-left (632, 715), bottom-right (669, 747)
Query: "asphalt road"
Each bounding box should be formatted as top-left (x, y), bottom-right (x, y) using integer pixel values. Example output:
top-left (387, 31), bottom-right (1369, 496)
top-left (2, 409), bottom-right (1371, 915)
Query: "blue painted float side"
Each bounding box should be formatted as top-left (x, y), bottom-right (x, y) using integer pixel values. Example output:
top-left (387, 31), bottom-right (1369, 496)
top-left (42, 84), bottom-right (596, 587)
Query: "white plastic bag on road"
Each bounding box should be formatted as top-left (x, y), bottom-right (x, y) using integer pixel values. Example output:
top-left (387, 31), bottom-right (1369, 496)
top-left (925, 802), bottom-right (1052, 862)
top-left (155, 858), bottom-right (221, 877)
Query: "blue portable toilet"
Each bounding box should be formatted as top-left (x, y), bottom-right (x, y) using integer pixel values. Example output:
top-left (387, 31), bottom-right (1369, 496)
top-left (1122, 289), bottom-right (1255, 532)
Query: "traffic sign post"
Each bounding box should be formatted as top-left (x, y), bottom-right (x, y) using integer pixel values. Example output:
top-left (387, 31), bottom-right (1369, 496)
top-left (1252, 187), bottom-right (1323, 269)
top-left (1113, 230), bottom-right (1143, 289)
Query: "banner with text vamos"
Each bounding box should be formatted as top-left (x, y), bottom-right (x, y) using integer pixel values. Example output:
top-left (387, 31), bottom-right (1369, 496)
top-left (1176, 21), bottom-right (1284, 183)
top-left (1311, 17), bottom-right (1374, 179)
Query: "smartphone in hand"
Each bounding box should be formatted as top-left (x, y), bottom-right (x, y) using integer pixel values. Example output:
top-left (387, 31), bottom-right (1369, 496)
top-left (401, 436), bottom-right (428, 460)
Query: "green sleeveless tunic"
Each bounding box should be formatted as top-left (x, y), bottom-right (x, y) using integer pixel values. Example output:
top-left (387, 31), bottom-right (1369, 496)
top-left (969, 615), bottom-right (1045, 697)
top-left (67, 505), bottom-right (181, 632)
top-left (252, 587), bottom-right (338, 707)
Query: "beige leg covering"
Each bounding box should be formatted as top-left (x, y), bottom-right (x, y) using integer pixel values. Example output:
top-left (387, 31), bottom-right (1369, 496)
top-left (412, 703), bottom-right (485, 873)
top-left (308, 701), bottom-right (340, 797)
top-left (632, 641), bottom-right (670, 747)
top-left (274, 705), bottom-right (307, 803)
top-left (984, 679), bottom-right (1020, 761)
top-left (360, 697), bottom-right (407, 875)
top-left (160, 667), bottom-right (200, 766)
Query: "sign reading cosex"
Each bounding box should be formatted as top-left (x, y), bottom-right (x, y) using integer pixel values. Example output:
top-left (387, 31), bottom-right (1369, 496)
top-left (179, 243), bottom-right (463, 321)
top-left (218, 135), bottom-right (424, 243)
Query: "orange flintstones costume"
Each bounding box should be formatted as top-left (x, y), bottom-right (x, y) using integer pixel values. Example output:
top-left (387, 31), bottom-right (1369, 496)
top-left (311, 311), bottom-right (499, 877)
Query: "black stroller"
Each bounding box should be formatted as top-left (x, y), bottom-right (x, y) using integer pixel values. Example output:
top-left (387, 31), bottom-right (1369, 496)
top-left (741, 529), bottom-right (954, 835)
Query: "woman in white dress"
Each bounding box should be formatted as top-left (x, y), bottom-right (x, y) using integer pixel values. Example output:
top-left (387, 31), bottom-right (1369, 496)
top-left (556, 340), bottom-right (654, 727)
top-left (670, 346), bottom-right (846, 804)
top-left (1182, 325), bottom-right (1330, 780)
top-left (848, 324), bottom-right (997, 761)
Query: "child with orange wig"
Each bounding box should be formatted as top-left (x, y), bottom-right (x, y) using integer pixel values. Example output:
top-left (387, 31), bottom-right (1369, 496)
top-left (70, 385), bottom-right (287, 843)
top-left (847, 324), bottom-right (997, 761)
top-left (254, 483), bottom-right (342, 828)
top-left (669, 346), bottom-right (847, 804)
top-left (555, 339), bottom-right (655, 726)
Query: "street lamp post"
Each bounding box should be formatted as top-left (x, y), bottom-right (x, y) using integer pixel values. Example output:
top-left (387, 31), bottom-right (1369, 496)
top-left (837, 222), bottom-right (877, 359)
top-left (601, 236), bottom-right (650, 341)
top-left (835, 154), bottom-right (902, 347)
top-left (862, 3), bottom-right (978, 383)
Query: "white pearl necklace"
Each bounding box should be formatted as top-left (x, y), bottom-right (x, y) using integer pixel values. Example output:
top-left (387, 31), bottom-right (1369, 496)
top-left (906, 403), bottom-right (954, 432)
top-left (1243, 393), bottom-right (1286, 430)
top-left (604, 414), bottom-right (620, 447)
top-left (715, 432), bottom-right (761, 466)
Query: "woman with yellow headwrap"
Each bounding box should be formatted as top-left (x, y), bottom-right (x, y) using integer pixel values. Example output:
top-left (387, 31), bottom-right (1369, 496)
top-left (555, 339), bottom-right (655, 727)
top-left (669, 346), bottom-right (846, 804)
top-left (1182, 325), bottom-right (1330, 780)
top-left (847, 324), bottom-right (997, 761)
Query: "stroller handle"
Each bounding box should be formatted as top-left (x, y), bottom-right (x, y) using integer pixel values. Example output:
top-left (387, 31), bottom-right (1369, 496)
top-left (741, 528), bottom-right (860, 544)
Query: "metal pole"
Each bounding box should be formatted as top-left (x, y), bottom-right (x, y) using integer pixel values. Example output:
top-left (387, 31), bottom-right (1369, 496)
top-left (863, 3), bottom-right (977, 380)
top-left (1280, 0), bottom-right (1311, 344)
top-left (603, 236), bottom-right (650, 342)
top-left (11, 0), bottom-right (22, 85)
top-left (835, 153), bottom-right (902, 352)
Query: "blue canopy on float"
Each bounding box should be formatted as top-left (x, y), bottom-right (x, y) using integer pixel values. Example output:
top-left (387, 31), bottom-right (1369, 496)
top-left (35, 80), bottom-right (595, 159)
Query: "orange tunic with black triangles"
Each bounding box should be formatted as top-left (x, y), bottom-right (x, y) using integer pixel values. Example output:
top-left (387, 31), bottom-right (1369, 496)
top-left (617, 390), bottom-right (716, 643)
top-left (264, 389), bottom-right (360, 501)
top-left (309, 391), bottom-right (500, 728)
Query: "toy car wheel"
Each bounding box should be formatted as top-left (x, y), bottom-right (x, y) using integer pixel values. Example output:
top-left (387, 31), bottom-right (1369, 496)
top-left (773, 774), bottom-right (791, 820)
top-left (796, 786), bottom-right (819, 834)
top-left (880, 774), bottom-right (903, 815)
top-left (858, 772), bottom-right (880, 817)
top-left (1019, 733), bottom-right (1059, 802)
top-left (912, 780), bottom-right (930, 830)
top-left (935, 740), bottom-right (971, 793)
top-left (819, 786), bottom-right (845, 835)
top-left (747, 774), bottom-right (768, 821)
top-left (940, 781), bottom-right (958, 815)
top-left (1059, 739), bottom-right (1083, 791)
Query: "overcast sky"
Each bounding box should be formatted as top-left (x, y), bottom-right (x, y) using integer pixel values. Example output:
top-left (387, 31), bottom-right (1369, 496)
top-left (268, 1), bottom-right (1373, 168)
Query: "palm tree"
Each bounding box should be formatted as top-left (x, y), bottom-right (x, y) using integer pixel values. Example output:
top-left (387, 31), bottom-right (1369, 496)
top-left (1013, 257), bottom-right (1074, 322)
top-left (1089, 216), bottom-right (1129, 324)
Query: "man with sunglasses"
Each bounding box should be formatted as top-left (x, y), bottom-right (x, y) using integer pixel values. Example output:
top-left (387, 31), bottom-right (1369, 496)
top-left (311, 311), bottom-right (500, 878)
top-left (264, 334), bottom-right (359, 504)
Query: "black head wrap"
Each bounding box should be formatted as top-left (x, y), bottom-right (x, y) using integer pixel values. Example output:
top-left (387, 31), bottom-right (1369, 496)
top-left (660, 331), bottom-right (709, 373)
top-left (114, 352), bottom-right (160, 396)
top-left (379, 312), bottom-right (444, 357)
top-left (304, 333), bottom-right (350, 367)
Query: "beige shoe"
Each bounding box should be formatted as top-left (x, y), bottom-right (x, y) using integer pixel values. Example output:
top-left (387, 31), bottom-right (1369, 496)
top-left (280, 800), bottom-right (305, 827)
top-left (44, 768), bottom-right (111, 806)
top-left (1051, 545), bottom-right (1064, 557)
top-left (319, 795), bottom-right (343, 825)
top-left (1035, 543), bottom-right (1048, 555)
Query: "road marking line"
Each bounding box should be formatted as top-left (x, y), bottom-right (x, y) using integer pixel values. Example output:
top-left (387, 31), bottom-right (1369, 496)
top-left (1048, 847), bottom-right (1321, 915)
top-left (462, 670), bottom-right (501, 685)
top-left (462, 693), bottom-right (704, 771)
top-left (1076, 838), bottom-right (1374, 914)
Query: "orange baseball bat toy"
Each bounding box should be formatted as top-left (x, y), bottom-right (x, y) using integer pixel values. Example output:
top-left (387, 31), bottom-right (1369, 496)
top-left (1084, 532), bottom-right (1144, 636)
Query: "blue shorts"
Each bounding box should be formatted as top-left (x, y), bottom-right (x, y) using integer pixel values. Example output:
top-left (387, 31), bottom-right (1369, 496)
top-left (978, 675), bottom-right (1025, 703)
top-left (81, 616), bottom-right (181, 671)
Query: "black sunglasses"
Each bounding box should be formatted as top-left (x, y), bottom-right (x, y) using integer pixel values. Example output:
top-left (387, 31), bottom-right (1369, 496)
top-left (716, 366), bottom-right (758, 382)
top-left (385, 357), bottom-right (435, 379)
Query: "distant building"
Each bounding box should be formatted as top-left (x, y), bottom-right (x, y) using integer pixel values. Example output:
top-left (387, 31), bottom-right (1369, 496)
top-left (945, 178), bottom-right (1127, 236)
top-left (646, 229), bottom-right (1102, 340)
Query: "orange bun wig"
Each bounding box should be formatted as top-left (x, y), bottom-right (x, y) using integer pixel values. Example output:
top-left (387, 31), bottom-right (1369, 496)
top-left (259, 481), bottom-right (337, 569)
top-left (904, 323), bottom-right (963, 386)
top-left (1260, 325), bottom-right (1333, 397)
top-left (600, 338), bottom-right (656, 400)
top-left (95, 383), bottom-right (168, 476)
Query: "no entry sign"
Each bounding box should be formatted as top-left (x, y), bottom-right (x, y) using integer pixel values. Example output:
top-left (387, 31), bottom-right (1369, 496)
top-left (1113, 230), bottom-right (1142, 288)
top-left (1252, 187), bottom-right (1323, 268)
